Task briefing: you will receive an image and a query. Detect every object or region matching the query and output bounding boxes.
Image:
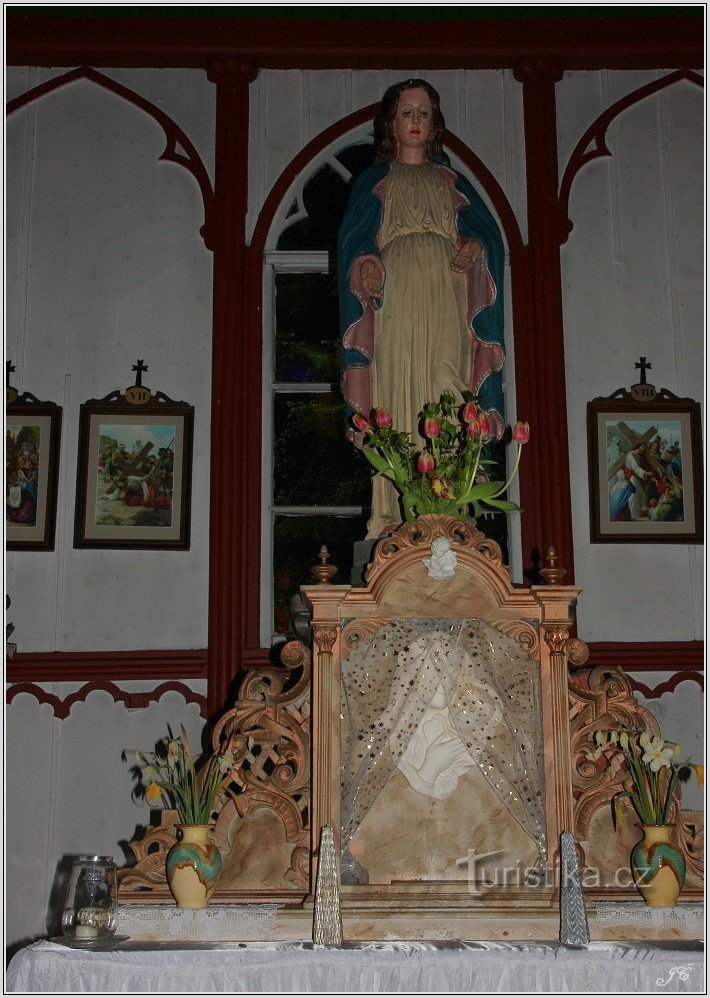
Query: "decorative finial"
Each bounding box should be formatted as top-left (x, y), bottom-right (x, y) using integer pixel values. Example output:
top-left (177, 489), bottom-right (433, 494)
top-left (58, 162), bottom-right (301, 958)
top-left (311, 545), bottom-right (337, 585)
top-left (540, 546), bottom-right (566, 584)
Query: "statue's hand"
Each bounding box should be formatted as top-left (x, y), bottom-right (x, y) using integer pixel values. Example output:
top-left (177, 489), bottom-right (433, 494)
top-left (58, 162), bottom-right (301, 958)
top-left (360, 259), bottom-right (384, 299)
top-left (450, 239), bottom-right (483, 274)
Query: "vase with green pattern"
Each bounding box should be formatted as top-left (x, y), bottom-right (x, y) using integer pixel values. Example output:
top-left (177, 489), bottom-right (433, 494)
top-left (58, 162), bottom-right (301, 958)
top-left (166, 824), bottom-right (221, 908)
top-left (631, 824), bottom-right (685, 906)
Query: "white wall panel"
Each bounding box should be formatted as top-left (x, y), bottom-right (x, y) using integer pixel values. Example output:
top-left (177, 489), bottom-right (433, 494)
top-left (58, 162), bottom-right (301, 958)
top-left (634, 673), bottom-right (704, 812)
top-left (5, 684), bottom-right (207, 949)
top-left (559, 70), bottom-right (703, 641)
top-left (6, 70), bottom-right (213, 652)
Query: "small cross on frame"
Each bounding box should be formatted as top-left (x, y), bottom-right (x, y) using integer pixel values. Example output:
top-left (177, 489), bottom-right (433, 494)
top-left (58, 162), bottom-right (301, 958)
top-left (132, 359), bottom-right (148, 387)
top-left (634, 356), bottom-right (652, 385)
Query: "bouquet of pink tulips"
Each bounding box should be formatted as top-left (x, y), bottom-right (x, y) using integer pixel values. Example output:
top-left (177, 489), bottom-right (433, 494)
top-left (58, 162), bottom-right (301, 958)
top-left (352, 390), bottom-right (529, 523)
top-left (594, 728), bottom-right (703, 828)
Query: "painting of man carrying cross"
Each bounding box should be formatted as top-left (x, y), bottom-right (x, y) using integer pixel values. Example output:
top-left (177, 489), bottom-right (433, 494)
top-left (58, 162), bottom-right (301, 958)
top-left (96, 422), bottom-right (176, 527)
top-left (607, 418), bottom-right (684, 523)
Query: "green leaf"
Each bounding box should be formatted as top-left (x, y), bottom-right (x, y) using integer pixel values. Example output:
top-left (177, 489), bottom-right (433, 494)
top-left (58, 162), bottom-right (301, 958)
top-left (482, 498), bottom-right (520, 511)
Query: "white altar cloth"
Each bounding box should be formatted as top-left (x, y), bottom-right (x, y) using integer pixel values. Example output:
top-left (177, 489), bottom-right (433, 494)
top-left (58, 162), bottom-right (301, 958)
top-left (6, 939), bottom-right (704, 994)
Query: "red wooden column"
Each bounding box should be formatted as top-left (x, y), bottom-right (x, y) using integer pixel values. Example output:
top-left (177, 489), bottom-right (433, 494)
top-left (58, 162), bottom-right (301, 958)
top-left (206, 58), bottom-right (258, 718)
top-left (514, 61), bottom-right (575, 582)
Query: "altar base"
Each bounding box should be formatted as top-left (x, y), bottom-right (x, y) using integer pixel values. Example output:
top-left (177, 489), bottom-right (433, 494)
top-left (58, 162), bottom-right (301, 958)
top-left (117, 896), bottom-right (703, 944)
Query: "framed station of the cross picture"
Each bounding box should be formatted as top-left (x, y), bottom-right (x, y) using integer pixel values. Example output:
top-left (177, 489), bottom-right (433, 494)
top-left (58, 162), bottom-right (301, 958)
top-left (74, 390), bottom-right (194, 550)
top-left (587, 389), bottom-right (703, 544)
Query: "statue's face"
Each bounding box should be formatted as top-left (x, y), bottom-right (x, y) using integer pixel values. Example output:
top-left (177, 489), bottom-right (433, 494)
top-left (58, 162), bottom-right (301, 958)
top-left (394, 87), bottom-right (433, 155)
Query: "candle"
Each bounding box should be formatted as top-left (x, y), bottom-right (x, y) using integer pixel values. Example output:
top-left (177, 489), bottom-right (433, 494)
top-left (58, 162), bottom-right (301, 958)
top-left (75, 925), bottom-right (99, 940)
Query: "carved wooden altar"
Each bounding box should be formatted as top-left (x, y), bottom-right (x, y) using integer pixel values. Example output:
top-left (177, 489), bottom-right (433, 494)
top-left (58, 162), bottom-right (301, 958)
top-left (301, 514), bottom-right (586, 915)
top-left (119, 514), bottom-right (702, 928)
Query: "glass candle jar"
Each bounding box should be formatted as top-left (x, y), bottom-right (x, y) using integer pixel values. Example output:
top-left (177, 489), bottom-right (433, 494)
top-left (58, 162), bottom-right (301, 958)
top-left (61, 856), bottom-right (118, 939)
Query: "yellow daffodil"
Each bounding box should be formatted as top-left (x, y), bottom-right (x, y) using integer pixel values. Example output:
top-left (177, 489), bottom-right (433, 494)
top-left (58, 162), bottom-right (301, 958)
top-left (642, 741), bottom-right (674, 772)
top-left (145, 781), bottom-right (163, 805)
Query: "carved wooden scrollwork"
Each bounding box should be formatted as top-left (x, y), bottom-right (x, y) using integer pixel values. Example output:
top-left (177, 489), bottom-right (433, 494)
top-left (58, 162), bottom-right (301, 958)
top-left (678, 810), bottom-right (704, 883)
top-left (117, 810), bottom-right (180, 894)
top-left (489, 617), bottom-right (540, 661)
top-left (341, 617), bottom-right (389, 657)
top-left (365, 515), bottom-right (506, 581)
top-left (118, 640), bottom-right (311, 899)
top-left (569, 665), bottom-right (660, 846)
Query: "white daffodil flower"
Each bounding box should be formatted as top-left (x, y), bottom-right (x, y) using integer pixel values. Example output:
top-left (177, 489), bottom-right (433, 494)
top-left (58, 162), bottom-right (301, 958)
top-left (167, 740), bottom-right (180, 767)
top-left (609, 731), bottom-right (619, 744)
top-left (218, 751), bottom-right (235, 774)
top-left (639, 731), bottom-right (652, 752)
top-left (642, 742), bottom-right (674, 772)
top-left (619, 731), bottom-right (629, 750)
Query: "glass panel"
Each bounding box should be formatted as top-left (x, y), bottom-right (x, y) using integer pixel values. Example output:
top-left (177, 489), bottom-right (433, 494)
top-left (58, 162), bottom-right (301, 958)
top-left (273, 513), bottom-right (370, 637)
top-left (273, 393), bottom-right (372, 507)
top-left (274, 272), bottom-right (339, 384)
top-left (478, 439), bottom-right (510, 565)
top-left (276, 163), bottom-right (349, 254)
top-left (335, 142), bottom-right (375, 179)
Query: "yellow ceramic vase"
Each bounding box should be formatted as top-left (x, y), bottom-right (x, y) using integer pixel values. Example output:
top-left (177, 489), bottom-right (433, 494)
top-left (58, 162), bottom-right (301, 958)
top-left (166, 824), bottom-right (221, 909)
top-left (631, 824), bottom-right (686, 907)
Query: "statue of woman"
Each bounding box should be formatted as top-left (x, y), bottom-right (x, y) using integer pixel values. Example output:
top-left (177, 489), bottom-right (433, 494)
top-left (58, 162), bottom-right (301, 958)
top-left (338, 79), bottom-right (505, 536)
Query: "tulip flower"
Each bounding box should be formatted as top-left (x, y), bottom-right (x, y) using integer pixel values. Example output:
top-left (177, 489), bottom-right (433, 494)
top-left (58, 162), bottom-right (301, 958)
top-left (466, 419), bottom-right (482, 438)
top-left (477, 413), bottom-right (491, 438)
top-left (374, 407), bottom-right (393, 428)
top-left (462, 401), bottom-right (478, 423)
top-left (417, 452), bottom-right (435, 474)
top-left (431, 475), bottom-right (455, 499)
top-left (513, 420), bottom-right (530, 444)
top-left (423, 416), bottom-right (441, 438)
top-left (352, 412), bottom-right (371, 432)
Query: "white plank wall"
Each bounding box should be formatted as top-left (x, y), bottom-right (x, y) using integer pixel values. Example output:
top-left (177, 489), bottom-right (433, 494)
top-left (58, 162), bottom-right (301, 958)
top-left (5, 684), bottom-right (206, 951)
top-left (558, 70), bottom-right (703, 642)
top-left (6, 68), bottom-right (214, 652)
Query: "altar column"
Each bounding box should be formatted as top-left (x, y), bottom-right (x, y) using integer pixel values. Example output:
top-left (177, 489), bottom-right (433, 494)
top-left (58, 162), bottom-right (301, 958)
top-left (206, 58), bottom-right (258, 718)
top-left (514, 61), bottom-right (576, 582)
top-left (302, 584), bottom-right (350, 892)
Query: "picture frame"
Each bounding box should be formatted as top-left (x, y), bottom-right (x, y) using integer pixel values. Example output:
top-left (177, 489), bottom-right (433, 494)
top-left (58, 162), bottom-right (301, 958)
top-left (6, 393), bottom-right (63, 551)
top-left (587, 388), bottom-right (702, 544)
top-left (74, 389), bottom-right (194, 550)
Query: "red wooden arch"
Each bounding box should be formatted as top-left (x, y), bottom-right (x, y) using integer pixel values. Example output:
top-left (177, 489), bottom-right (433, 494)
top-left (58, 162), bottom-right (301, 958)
top-left (7, 66), bottom-right (215, 248)
top-left (558, 69), bottom-right (704, 244)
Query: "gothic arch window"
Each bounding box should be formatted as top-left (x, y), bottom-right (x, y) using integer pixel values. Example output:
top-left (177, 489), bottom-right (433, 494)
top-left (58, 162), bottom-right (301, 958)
top-left (261, 127), bottom-right (513, 645)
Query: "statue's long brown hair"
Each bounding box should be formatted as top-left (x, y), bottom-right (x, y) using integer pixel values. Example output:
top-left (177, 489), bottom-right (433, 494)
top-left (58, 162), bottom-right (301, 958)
top-left (374, 78), bottom-right (446, 162)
